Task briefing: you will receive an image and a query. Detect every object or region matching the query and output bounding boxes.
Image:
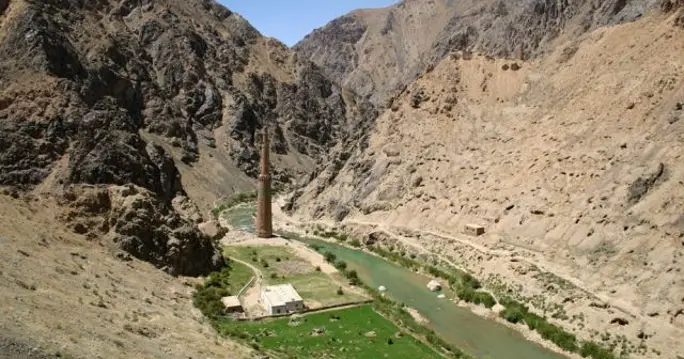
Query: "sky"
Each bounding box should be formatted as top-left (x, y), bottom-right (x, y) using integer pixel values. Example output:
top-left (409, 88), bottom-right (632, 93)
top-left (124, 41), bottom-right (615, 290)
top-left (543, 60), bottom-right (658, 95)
top-left (219, 0), bottom-right (399, 47)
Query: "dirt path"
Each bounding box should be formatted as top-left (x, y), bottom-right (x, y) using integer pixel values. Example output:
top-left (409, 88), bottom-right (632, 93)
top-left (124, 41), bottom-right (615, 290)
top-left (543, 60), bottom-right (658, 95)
top-left (273, 197), bottom-right (640, 321)
top-left (228, 256), bottom-right (266, 317)
top-left (278, 196), bottom-right (645, 321)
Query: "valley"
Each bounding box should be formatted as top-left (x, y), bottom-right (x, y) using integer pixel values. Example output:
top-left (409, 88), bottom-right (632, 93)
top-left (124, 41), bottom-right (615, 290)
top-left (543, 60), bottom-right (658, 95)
top-left (1, 0), bottom-right (684, 358)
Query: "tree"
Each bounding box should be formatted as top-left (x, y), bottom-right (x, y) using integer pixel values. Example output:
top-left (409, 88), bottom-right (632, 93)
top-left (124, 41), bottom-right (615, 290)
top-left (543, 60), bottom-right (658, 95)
top-left (324, 252), bottom-right (337, 263)
top-left (335, 260), bottom-right (347, 271)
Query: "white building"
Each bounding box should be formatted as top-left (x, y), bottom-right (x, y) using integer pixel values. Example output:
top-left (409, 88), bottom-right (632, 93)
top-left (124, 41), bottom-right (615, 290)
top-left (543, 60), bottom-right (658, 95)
top-left (260, 284), bottom-right (304, 315)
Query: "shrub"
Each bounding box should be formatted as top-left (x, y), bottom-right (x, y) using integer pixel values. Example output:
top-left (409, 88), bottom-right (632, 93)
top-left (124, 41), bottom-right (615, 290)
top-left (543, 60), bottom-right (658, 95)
top-left (315, 266), bottom-right (321, 272)
top-left (260, 259), bottom-right (269, 268)
top-left (324, 252), bottom-right (337, 263)
top-left (335, 260), bottom-right (347, 271)
top-left (336, 287), bottom-right (344, 295)
top-left (472, 292), bottom-right (496, 309)
top-left (193, 285), bottom-right (229, 319)
top-left (270, 273), bottom-right (278, 279)
top-left (349, 238), bottom-right (362, 247)
top-left (502, 307), bottom-right (524, 324)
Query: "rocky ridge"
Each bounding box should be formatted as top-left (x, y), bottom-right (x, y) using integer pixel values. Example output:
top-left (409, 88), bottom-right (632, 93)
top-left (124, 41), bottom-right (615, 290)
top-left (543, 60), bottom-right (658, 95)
top-left (0, 0), bottom-right (375, 275)
top-left (295, 0), bottom-right (663, 106)
top-left (289, 8), bottom-right (684, 359)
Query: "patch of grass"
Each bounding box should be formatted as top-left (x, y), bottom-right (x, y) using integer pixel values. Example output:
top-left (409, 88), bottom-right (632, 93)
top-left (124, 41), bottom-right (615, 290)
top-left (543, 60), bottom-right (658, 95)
top-left (225, 245), bottom-right (304, 279)
top-left (222, 305), bottom-right (445, 359)
top-left (225, 245), bottom-right (365, 306)
top-left (270, 271), bottom-right (365, 306)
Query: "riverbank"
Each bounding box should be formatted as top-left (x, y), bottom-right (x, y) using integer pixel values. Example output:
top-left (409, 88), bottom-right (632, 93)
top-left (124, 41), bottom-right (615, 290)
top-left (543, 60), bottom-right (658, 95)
top-left (278, 226), bottom-right (629, 359)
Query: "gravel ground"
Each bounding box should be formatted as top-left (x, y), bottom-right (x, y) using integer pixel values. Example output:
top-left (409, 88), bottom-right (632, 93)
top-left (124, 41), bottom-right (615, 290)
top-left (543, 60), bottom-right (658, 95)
top-left (0, 336), bottom-right (59, 359)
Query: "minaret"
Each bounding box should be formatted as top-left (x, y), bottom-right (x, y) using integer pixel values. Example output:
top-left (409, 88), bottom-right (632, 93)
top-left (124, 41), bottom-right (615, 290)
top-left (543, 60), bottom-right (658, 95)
top-left (255, 128), bottom-right (273, 238)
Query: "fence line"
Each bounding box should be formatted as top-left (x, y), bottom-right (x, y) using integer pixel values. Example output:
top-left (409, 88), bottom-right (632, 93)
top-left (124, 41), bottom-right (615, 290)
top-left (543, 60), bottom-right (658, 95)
top-left (237, 299), bottom-right (374, 322)
top-left (237, 276), bottom-right (255, 298)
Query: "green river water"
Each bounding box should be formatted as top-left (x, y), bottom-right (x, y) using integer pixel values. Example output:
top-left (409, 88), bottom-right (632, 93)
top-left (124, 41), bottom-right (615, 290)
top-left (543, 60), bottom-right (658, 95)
top-left (223, 205), bottom-right (565, 359)
top-left (223, 203), bottom-right (256, 232)
top-left (302, 239), bottom-right (567, 359)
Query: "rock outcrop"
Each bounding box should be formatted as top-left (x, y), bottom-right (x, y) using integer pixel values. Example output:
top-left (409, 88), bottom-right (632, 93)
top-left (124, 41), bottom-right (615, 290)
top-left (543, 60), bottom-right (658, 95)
top-left (291, 12), bottom-right (684, 358)
top-left (295, 0), bottom-right (662, 106)
top-left (0, 0), bottom-right (375, 275)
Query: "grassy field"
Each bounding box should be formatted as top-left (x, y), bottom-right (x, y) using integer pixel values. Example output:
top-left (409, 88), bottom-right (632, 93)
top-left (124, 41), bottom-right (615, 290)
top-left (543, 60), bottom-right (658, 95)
top-left (224, 245), bottom-right (310, 279)
top-left (224, 259), bottom-right (254, 293)
top-left (270, 272), bottom-right (366, 306)
top-left (224, 245), bottom-right (366, 306)
top-left (223, 305), bottom-right (444, 359)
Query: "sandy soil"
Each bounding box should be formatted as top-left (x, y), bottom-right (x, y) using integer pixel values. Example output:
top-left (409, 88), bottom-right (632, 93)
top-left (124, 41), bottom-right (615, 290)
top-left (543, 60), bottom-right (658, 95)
top-left (0, 193), bottom-right (253, 359)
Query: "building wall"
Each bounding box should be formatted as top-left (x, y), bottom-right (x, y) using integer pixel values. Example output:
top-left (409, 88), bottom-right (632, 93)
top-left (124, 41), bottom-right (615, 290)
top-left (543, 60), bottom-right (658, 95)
top-left (271, 304), bottom-right (287, 315)
top-left (285, 300), bottom-right (304, 312)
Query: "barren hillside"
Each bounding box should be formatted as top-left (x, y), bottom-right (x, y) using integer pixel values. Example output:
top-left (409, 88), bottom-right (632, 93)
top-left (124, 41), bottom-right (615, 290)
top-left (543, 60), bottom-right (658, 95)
top-left (0, 0), bottom-right (375, 272)
top-left (295, 0), bottom-right (662, 106)
top-left (289, 8), bottom-right (684, 359)
top-left (0, 0), bottom-right (374, 357)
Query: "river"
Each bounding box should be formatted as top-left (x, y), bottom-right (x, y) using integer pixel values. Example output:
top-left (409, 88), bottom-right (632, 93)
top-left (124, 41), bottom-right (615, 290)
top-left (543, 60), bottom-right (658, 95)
top-left (300, 238), bottom-right (568, 359)
top-left (223, 205), bottom-right (566, 359)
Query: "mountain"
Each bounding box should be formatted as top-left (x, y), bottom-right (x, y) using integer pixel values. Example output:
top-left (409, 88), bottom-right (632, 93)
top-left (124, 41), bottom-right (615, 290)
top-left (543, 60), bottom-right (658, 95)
top-left (288, 2), bottom-right (684, 358)
top-left (0, 0), bottom-right (375, 274)
top-left (294, 0), bottom-right (664, 107)
top-left (0, 0), bottom-right (374, 357)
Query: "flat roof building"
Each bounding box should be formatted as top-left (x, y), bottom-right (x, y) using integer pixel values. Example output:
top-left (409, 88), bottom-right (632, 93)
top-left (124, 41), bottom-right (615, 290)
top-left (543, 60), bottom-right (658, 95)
top-left (260, 284), bottom-right (304, 315)
top-left (221, 296), bottom-right (243, 313)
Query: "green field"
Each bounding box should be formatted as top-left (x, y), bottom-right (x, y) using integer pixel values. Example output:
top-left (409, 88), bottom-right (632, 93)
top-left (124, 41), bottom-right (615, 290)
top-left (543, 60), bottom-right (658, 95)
top-left (270, 272), bottom-right (366, 306)
top-left (224, 260), bottom-right (254, 293)
top-left (223, 305), bottom-right (444, 359)
top-left (224, 245), bottom-right (366, 306)
top-left (225, 245), bottom-right (307, 280)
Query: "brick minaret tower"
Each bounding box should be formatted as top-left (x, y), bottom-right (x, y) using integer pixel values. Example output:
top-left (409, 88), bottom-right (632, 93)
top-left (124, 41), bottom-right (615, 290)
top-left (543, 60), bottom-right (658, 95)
top-left (255, 128), bottom-right (273, 238)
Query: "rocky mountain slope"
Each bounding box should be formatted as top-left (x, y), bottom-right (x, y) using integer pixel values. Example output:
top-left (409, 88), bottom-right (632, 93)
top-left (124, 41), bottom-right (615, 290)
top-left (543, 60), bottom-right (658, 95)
top-left (0, 0), bottom-right (375, 274)
top-left (295, 0), bottom-right (663, 106)
top-left (289, 6), bottom-right (684, 359)
top-left (0, 0), bottom-right (375, 357)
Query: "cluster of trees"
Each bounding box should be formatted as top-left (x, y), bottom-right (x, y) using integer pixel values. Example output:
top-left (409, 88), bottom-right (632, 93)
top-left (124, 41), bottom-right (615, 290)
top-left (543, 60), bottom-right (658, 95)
top-left (499, 299), bottom-right (619, 359)
top-left (193, 267), bottom-right (234, 320)
top-left (363, 241), bottom-right (620, 359)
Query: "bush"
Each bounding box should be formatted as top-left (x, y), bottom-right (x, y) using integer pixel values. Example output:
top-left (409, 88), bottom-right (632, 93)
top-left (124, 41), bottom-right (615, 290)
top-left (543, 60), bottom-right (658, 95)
top-left (472, 292), bottom-right (496, 309)
top-left (336, 287), bottom-right (344, 295)
top-left (335, 260), bottom-right (348, 271)
top-left (346, 270), bottom-right (361, 286)
top-left (502, 307), bottom-right (524, 324)
top-left (260, 259), bottom-right (269, 268)
top-left (270, 273), bottom-right (278, 279)
top-left (193, 285), bottom-right (229, 319)
top-left (349, 238), bottom-right (362, 247)
top-left (324, 252), bottom-right (337, 263)
top-left (315, 266), bottom-right (321, 272)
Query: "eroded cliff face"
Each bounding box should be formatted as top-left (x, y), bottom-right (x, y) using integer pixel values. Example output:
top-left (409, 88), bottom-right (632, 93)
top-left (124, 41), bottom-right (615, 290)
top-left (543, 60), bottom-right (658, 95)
top-left (289, 9), bottom-right (684, 359)
top-left (295, 0), bottom-right (662, 107)
top-left (0, 0), bottom-right (375, 275)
